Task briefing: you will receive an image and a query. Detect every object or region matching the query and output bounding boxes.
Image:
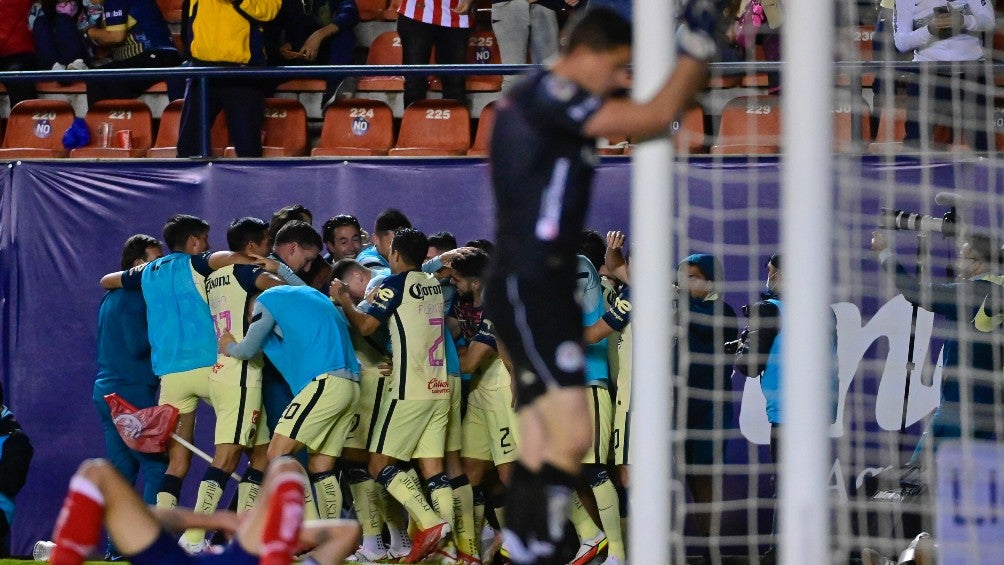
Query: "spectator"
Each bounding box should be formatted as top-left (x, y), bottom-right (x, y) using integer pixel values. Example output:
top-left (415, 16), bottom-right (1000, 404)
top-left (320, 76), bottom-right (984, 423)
top-left (175, 0), bottom-right (281, 158)
top-left (0, 0), bottom-right (39, 107)
top-left (264, 0), bottom-right (358, 102)
top-left (29, 0), bottom-right (92, 72)
top-left (396, 0), bottom-right (472, 110)
top-left (893, 0), bottom-right (995, 150)
top-left (484, 0), bottom-right (560, 92)
top-left (83, 0), bottom-right (184, 105)
top-left (0, 381), bottom-right (33, 557)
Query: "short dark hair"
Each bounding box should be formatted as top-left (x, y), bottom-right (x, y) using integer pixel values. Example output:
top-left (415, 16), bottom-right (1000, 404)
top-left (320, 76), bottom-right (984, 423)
top-left (451, 249), bottom-right (490, 279)
top-left (391, 228), bottom-right (428, 268)
top-left (579, 230), bottom-right (606, 272)
top-left (465, 239), bottom-right (494, 256)
top-left (121, 234), bottom-right (162, 270)
top-left (428, 231), bottom-right (458, 252)
top-left (162, 214), bottom-right (209, 252)
top-left (768, 254), bottom-right (781, 271)
top-left (227, 217), bottom-right (269, 252)
top-left (322, 214), bottom-right (362, 244)
top-left (965, 233), bottom-right (1000, 264)
top-left (268, 204), bottom-right (313, 245)
top-left (274, 220), bottom-right (323, 250)
top-left (566, 7), bottom-right (632, 53)
top-left (374, 208), bottom-right (412, 234)
top-left (332, 258), bottom-right (366, 281)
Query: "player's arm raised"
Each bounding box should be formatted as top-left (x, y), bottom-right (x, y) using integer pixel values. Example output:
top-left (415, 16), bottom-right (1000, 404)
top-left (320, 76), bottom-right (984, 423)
top-left (331, 279), bottom-right (381, 336)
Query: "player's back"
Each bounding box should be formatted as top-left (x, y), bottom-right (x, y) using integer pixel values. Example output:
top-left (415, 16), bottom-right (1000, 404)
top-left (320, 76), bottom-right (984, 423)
top-left (96, 288), bottom-right (156, 384)
top-left (205, 264), bottom-right (264, 342)
top-left (490, 71), bottom-right (603, 275)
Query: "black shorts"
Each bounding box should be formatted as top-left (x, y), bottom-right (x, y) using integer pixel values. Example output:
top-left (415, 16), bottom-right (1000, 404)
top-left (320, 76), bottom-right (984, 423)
top-left (484, 271), bottom-right (585, 409)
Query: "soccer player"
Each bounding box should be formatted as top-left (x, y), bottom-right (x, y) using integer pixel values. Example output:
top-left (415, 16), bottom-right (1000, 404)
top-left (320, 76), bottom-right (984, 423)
top-left (332, 228), bottom-right (454, 564)
top-left (219, 282), bottom-right (361, 525)
top-left (99, 215), bottom-right (263, 513)
top-left (355, 208), bottom-right (412, 272)
top-left (179, 217), bottom-right (293, 551)
top-left (0, 382), bottom-right (32, 558)
top-left (484, 5), bottom-right (720, 560)
top-left (267, 204), bottom-right (332, 290)
top-left (93, 234), bottom-right (167, 512)
top-left (322, 214), bottom-right (365, 262)
top-left (46, 456), bottom-right (360, 565)
top-left (330, 258), bottom-right (412, 562)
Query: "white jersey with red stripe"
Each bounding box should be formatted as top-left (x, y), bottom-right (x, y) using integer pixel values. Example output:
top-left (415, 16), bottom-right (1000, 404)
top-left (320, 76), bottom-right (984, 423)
top-left (397, 0), bottom-right (471, 28)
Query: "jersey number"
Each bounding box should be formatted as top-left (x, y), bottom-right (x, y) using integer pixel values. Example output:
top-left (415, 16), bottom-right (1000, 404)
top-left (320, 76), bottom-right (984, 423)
top-left (428, 318), bottom-right (445, 367)
top-left (212, 310), bottom-right (232, 338)
top-left (500, 426), bottom-right (513, 449)
top-left (283, 403), bottom-right (301, 420)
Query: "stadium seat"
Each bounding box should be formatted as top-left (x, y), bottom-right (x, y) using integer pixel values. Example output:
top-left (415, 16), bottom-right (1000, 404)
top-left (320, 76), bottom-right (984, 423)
top-left (389, 100), bottom-right (470, 156)
top-left (832, 96), bottom-right (872, 152)
top-left (597, 134), bottom-right (628, 155)
top-left (357, 0), bottom-right (388, 20)
top-left (147, 99), bottom-right (229, 157)
top-left (70, 99), bottom-right (154, 157)
top-left (312, 98), bottom-right (395, 156)
top-left (671, 105), bottom-right (708, 154)
top-left (275, 79), bottom-right (327, 93)
top-left (710, 95), bottom-right (781, 155)
top-left (36, 80), bottom-right (87, 94)
top-left (740, 45), bottom-right (770, 88)
top-left (467, 101), bottom-right (495, 157)
top-left (835, 25), bottom-right (875, 87)
top-left (156, 0), bottom-right (183, 23)
top-left (0, 99), bottom-right (76, 158)
top-left (429, 30), bottom-right (502, 92)
top-left (868, 96), bottom-right (906, 154)
top-left (223, 98), bottom-right (308, 157)
top-left (357, 31), bottom-right (406, 92)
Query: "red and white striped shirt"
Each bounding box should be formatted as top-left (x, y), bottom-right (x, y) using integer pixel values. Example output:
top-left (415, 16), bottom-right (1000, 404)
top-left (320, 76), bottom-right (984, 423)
top-left (397, 0), bottom-right (471, 28)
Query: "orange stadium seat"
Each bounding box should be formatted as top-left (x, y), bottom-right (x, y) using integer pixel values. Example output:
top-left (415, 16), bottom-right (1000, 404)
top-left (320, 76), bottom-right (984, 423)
top-left (467, 101), bottom-right (495, 157)
top-left (357, 32), bottom-right (406, 92)
top-left (389, 100), bottom-right (470, 156)
top-left (672, 105), bottom-right (708, 154)
top-left (224, 98), bottom-right (308, 157)
top-left (710, 95), bottom-right (781, 155)
top-left (868, 96), bottom-right (906, 154)
top-left (357, 0), bottom-right (388, 20)
top-left (275, 79), bottom-right (327, 93)
top-left (835, 25), bottom-right (875, 87)
top-left (156, 0), bottom-right (183, 23)
top-left (70, 99), bottom-right (153, 158)
top-left (832, 97), bottom-right (872, 152)
top-left (597, 134), bottom-right (628, 155)
top-left (429, 30), bottom-right (502, 92)
top-left (0, 99), bottom-right (76, 158)
top-left (147, 99), bottom-right (229, 157)
top-left (740, 45), bottom-right (769, 88)
top-left (312, 98), bottom-right (395, 156)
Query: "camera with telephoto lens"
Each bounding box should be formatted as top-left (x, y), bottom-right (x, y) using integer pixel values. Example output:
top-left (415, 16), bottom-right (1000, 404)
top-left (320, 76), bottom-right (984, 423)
top-left (879, 207), bottom-right (957, 237)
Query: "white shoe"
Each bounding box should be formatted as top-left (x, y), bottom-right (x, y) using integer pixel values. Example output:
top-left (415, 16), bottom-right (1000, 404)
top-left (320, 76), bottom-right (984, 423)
top-left (386, 542), bottom-right (411, 561)
top-left (51, 62), bottom-right (66, 71)
top-left (178, 536), bottom-right (211, 555)
top-left (568, 532), bottom-right (608, 565)
top-left (66, 59), bottom-right (89, 70)
top-left (344, 544), bottom-right (389, 562)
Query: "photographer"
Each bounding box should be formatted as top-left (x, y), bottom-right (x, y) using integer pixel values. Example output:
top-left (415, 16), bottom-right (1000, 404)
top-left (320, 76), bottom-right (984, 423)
top-left (870, 230), bottom-right (1003, 460)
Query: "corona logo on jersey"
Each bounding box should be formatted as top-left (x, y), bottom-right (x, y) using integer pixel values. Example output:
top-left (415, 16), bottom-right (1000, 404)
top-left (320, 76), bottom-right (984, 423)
top-left (205, 273), bottom-right (232, 292)
top-left (409, 282), bottom-right (443, 299)
top-left (427, 377), bottom-right (450, 394)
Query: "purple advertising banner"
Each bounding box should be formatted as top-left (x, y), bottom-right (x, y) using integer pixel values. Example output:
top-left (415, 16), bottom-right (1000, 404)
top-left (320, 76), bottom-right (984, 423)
top-left (0, 156), bottom-right (996, 555)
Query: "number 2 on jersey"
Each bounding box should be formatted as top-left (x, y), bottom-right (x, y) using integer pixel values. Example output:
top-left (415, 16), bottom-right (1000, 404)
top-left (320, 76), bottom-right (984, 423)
top-left (428, 317), bottom-right (445, 367)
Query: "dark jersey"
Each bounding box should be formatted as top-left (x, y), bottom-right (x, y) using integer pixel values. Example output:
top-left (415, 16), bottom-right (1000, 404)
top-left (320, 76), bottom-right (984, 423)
top-left (490, 70), bottom-right (603, 277)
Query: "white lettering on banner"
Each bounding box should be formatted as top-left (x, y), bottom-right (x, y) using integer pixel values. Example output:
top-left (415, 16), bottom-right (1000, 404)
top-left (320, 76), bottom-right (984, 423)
top-left (739, 295), bottom-right (944, 444)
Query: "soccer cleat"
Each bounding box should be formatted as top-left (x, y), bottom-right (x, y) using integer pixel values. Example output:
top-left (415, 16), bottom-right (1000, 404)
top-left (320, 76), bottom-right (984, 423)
top-left (567, 533), bottom-right (607, 565)
top-left (401, 521), bottom-right (452, 564)
top-left (386, 542), bottom-right (412, 563)
top-left (178, 536), bottom-right (212, 555)
top-left (344, 544), bottom-right (390, 562)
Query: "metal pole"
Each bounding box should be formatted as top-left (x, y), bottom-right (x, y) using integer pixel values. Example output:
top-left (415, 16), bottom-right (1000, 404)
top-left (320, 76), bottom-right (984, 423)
top-left (197, 75), bottom-right (210, 158)
top-left (628, 0), bottom-right (675, 563)
top-left (779, 0), bottom-right (834, 562)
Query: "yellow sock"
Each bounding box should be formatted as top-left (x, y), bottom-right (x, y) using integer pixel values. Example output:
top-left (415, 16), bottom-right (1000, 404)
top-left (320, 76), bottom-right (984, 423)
top-left (313, 474), bottom-right (343, 520)
top-left (303, 483), bottom-right (320, 521)
top-left (349, 478), bottom-right (385, 537)
top-left (452, 481), bottom-right (478, 558)
top-left (593, 479), bottom-right (625, 559)
top-left (570, 492), bottom-right (601, 541)
top-left (493, 504), bottom-right (506, 530)
top-left (156, 491), bottom-right (177, 510)
top-left (237, 480), bottom-right (261, 514)
top-left (473, 500), bottom-right (485, 536)
top-left (429, 485), bottom-right (454, 527)
top-left (386, 470), bottom-right (443, 530)
top-left (182, 479), bottom-right (225, 544)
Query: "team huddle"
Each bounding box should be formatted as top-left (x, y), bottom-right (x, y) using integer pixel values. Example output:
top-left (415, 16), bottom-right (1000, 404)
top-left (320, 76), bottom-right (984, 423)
top-left (67, 206), bottom-right (645, 565)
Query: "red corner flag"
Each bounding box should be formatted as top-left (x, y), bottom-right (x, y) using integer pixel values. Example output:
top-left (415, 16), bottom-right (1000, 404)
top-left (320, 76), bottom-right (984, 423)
top-left (103, 393), bottom-right (179, 453)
